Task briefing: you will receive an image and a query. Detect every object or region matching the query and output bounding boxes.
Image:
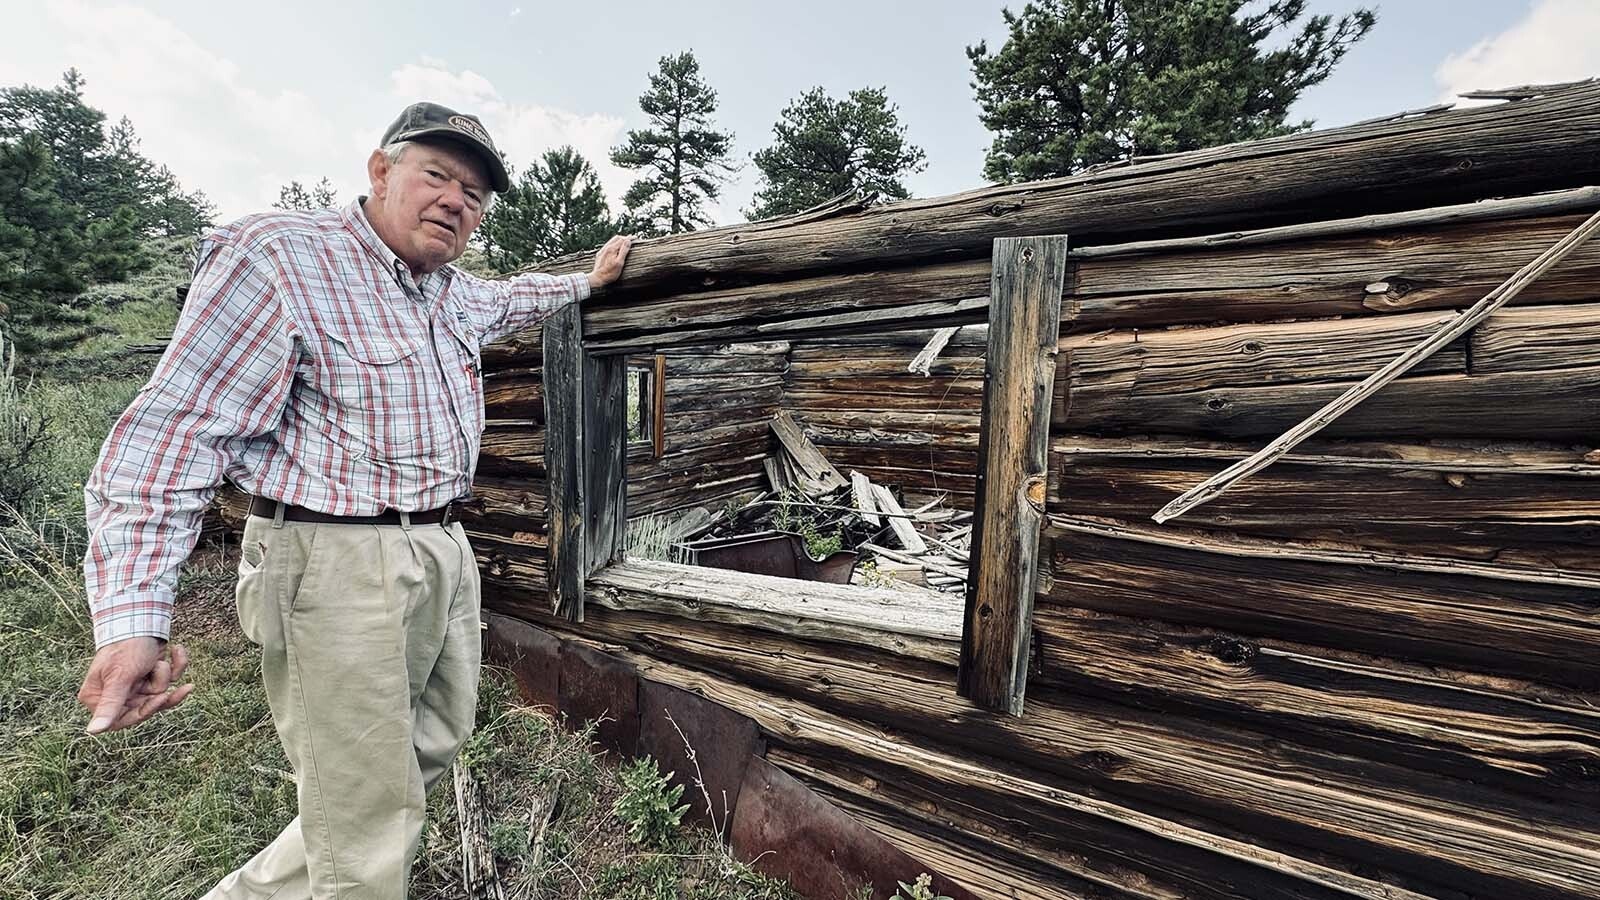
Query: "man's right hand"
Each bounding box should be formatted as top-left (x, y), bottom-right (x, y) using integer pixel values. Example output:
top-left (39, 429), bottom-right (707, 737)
top-left (78, 636), bottom-right (194, 735)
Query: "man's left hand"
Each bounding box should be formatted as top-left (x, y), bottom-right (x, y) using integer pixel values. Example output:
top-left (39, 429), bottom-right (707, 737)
top-left (587, 235), bottom-right (634, 292)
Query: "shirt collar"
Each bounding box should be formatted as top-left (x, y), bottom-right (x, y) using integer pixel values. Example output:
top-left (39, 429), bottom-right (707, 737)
top-left (342, 197), bottom-right (456, 300)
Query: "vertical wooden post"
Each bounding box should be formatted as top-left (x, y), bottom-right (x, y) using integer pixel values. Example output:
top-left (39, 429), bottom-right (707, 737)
top-left (542, 305), bottom-right (631, 621)
top-left (583, 352), bottom-right (628, 573)
top-left (651, 353), bottom-right (667, 459)
top-left (542, 305), bottom-right (586, 621)
top-left (958, 235), bottom-right (1069, 716)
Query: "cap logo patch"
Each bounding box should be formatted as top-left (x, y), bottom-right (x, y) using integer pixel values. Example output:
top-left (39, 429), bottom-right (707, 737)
top-left (448, 115), bottom-right (491, 145)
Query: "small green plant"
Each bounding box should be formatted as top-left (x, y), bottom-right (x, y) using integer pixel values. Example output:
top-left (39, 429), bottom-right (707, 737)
top-left (615, 756), bottom-right (688, 850)
top-left (855, 559), bottom-right (895, 589)
top-left (892, 873), bottom-right (953, 900)
top-left (797, 519), bottom-right (842, 559)
top-left (489, 819), bottom-right (531, 861)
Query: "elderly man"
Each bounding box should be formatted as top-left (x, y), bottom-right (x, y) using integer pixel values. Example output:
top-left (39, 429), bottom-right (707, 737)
top-left (76, 102), bottom-right (632, 898)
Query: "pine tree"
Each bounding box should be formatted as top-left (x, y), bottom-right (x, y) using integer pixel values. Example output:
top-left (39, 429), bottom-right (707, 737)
top-left (0, 135), bottom-right (89, 347)
top-left (273, 177), bottom-right (338, 211)
top-left (610, 51), bottom-right (735, 235)
top-left (748, 87), bottom-right (926, 220)
top-left (968, 0), bottom-right (1376, 181)
top-left (0, 70), bottom-right (212, 235)
top-left (476, 146), bottom-right (619, 271)
top-left (274, 181), bottom-right (315, 210)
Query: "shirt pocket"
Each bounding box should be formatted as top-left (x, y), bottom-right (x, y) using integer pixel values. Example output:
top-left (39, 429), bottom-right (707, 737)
top-left (318, 325), bottom-right (433, 462)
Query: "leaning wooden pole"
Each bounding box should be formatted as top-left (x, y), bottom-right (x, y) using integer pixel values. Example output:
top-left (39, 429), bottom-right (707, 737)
top-left (959, 235), bottom-right (1070, 716)
top-left (1154, 206), bottom-right (1600, 524)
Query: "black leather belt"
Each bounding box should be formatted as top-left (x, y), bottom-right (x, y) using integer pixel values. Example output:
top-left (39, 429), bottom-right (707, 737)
top-left (249, 496), bottom-right (458, 526)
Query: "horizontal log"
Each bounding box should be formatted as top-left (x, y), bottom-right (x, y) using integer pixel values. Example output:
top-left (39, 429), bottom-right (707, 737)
top-left (666, 384), bottom-right (782, 415)
top-left (482, 370), bottom-right (544, 421)
top-left (1050, 455), bottom-right (1600, 567)
top-left (584, 296), bottom-right (990, 355)
top-left (659, 373), bottom-right (785, 396)
top-left (786, 354), bottom-right (987, 378)
top-left (790, 325), bottom-right (990, 352)
top-left (1066, 186), bottom-right (1600, 260)
top-left (792, 409), bottom-right (982, 437)
top-left (480, 328), bottom-right (543, 370)
top-left (1067, 211), bottom-right (1600, 329)
top-left (468, 527), bottom-right (547, 597)
top-left (1042, 518), bottom-right (1600, 689)
top-left (626, 472), bottom-right (767, 519)
top-left (1052, 434), bottom-right (1600, 477)
top-left (631, 424), bottom-right (772, 471)
top-left (1056, 364), bottom-right (1600, 441)
top-left (1032, 606), bottom-right (1600, 802)
top-left (532, 614), bottom-right (1600, 899)
top-left (804, 422), bottom-right (982, 452)
top-left (774, 747), bottom-right (1431, 900)
top-left (1471, 302), bottom-right (1600, 373)
top-left (807, 444), bottom-right (979, 475)
top-left (460, 475), bottom-right (547, 531)
top-left (587, 560), bottom-right (962, 660)
top-left (583, 258), bottom-right (990, 345)
top-left (788, 390), bottom-right (984, 414)
top-left (783, 762), bottom-right (1162, 900)
top-left (657, 353), bottom-right (789, 376)
top-left (1059, 308), bottom-right (1468, 397)
top-left (626, 454), bottom-right (768, 504)
top-left (542, 82), bottom-right (1600, 297)
top-left (477, 422), bottom-right (544, 477)
top-left (784, 377), bottom-right (985, 399)
top-left (661, 408), bottom-right (786, 438)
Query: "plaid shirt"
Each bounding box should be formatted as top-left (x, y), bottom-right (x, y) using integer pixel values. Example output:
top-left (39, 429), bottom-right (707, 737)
top-left (84, 199), bottom-right (588, 648)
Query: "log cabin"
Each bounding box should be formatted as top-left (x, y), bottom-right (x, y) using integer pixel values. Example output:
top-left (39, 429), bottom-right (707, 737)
top-left (226, 79), bottom-right (1600, 899)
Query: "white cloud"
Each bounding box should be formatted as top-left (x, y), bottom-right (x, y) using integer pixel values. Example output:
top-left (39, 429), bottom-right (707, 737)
top-left (31, 0), bottom-right (371, 220)
top-left (510, 7), bottom-right (523, 17)
top-left (1435, 0), bottom-right (1600, 103)
top-left (388, 58), bottom-right (633, 210)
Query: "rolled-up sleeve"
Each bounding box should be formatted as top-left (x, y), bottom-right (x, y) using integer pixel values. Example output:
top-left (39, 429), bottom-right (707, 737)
top-left (456, 270), bottom-right (590, 346)
top-left (84, 239), bottom-right (297, 647)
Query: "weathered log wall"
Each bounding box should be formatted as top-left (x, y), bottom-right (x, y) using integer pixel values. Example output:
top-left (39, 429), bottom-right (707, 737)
top-left (784, 329), bottom-right (985, 510)
top-left (1038, 202), bottom-right (1600, 899)
top-left (471, 328), bottom-right (788, 591)
top-left (465, 89), bottom-right (1600, 899)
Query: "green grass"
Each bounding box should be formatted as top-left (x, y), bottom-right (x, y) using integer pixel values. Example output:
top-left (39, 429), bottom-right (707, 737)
top-left (0, 269), bottom-right (799, 899)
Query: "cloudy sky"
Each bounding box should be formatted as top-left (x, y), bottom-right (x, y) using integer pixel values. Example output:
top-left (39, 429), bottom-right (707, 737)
top-left (2, 0), bottom-right (1596, 224)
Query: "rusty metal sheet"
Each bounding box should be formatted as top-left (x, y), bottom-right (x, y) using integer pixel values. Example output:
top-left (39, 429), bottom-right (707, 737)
top-left (558, 641), bottom-right (640, 756)
top-left (730, 757), bottom-right (976, 900)
top-left (482, 613), bottom-right (561, 713)
top-left (636, 680), bottom-right (762, 832)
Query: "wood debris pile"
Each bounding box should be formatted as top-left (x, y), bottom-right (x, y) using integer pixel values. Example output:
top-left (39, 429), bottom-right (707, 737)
top-left (668, 411), bottom-right (972, 593)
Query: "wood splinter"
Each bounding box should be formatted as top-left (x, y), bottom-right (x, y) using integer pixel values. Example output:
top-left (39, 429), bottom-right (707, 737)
top-left (1154, 205), bottom-right (1600, 524)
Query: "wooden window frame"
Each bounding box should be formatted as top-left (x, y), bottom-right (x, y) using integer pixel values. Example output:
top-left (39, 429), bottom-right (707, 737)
top-left (624, 355), bottom-right (666, 458)
top-left (541, 236), bottom-right (1068, 714)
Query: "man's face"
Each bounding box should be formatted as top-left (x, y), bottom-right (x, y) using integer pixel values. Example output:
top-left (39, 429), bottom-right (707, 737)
top-left (366, 140), bottom-right (490, 275)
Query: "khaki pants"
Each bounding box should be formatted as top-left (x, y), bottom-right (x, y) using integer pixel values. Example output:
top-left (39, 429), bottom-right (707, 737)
top-left (204, 511), bottom-right (482, 900)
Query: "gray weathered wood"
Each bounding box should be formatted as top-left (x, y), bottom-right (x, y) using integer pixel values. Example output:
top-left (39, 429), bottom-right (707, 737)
top-left (770, 410), bottom-right (847, 493)
top-left (870, 484), bottom-right (928, 554)
top-left (1066, 186), bottom-right (1600, 260)
top-left (909, 327), bottom-right (960, 375)
top-left (541, 304), bottom-right (585, 620)
top-left (1154, 206), bottom-right (1600, 523)
top-left (850, 471), bottom-right (881, 527)
top-left (535, 80), bottom-right (1600, 296)
top-left (959, 235), bottom-right (1070, 715)
top-left (583, 351), bottom-right (628, 572)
